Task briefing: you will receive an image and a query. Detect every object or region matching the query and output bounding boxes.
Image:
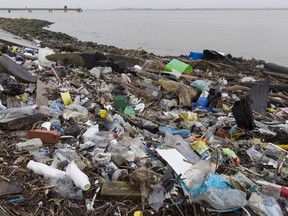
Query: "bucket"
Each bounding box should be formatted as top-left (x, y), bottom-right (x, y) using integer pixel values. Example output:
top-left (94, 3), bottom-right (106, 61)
top-left (189, 51), bottom-right (203, 60)
top-left (164, 59), bottom-right (193, 74)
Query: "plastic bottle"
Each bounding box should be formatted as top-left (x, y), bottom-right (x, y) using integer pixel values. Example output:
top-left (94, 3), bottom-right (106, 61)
top-left (247, 147), bottom-right (277, 168)
top-left (38, 105), bottom-right (62, 118)
top-left (27, 160), bottom-right (66, 179)
top-left (16, 138), bottom-right (43, 151)
top-left (207, 135), bottom-right (230, 145)
top-left (66, 161), bottom-right (91, 191)
top-left (66, 104), bottom-right (88, 116)
top-left (82, 125), bottom-right (99, 143)
top-left (0, 106), bottom-right (35, 119)
top-left (182, 160), bottom-right (216, 190)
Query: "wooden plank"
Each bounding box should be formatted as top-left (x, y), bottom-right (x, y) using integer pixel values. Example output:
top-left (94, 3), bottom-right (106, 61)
top-left (100, 181), bottom-right (141, 200)
top-left (36, 79), bottom-right (49, 106)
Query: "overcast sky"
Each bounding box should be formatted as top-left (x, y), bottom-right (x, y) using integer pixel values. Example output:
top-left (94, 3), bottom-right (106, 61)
top-left (1, 0), bottom-right (288, 9)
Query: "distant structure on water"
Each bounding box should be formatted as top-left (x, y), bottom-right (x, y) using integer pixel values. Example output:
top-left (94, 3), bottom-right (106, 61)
top-left (0, 6), bottom-right (83, 13)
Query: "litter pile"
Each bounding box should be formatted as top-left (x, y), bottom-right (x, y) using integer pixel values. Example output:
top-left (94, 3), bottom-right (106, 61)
top-left (1, 28), bottom-right (288, 216)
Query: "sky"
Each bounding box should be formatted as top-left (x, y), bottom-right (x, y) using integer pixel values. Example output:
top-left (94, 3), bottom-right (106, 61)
top-left (1, 0), bottom-right (288, 9)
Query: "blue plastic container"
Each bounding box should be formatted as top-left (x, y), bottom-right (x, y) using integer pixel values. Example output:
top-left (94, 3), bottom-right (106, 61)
top-left (189, 51), bottom-right (204, 60)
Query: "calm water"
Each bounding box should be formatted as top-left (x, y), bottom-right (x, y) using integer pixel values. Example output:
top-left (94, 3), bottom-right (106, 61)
top-left (1, 9), bottom-right (288, 66)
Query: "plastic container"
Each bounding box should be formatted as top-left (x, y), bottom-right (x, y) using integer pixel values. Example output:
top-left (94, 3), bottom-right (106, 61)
top-left (38, 106), bottom-right (62, 118)
top-left (189, 51), bottom-right (204, 60)
top-left (27, 160), bottom-right (66, 179)
top-left (66, 161), bottom-right (91, 191)
top-left (16, 138), bottom-right (43, 151)
top-left (164, 59), bottom-right (193, 74)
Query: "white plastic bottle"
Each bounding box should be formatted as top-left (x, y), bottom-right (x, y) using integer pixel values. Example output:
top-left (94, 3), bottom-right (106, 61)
top-left (27, 160), bottom-right (66, 179)
top-left (66, 161), bottom-right (91, 191)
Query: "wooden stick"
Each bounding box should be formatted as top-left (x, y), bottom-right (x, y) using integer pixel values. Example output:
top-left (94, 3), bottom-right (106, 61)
top-left (51, 68), bottom-right (62, 82)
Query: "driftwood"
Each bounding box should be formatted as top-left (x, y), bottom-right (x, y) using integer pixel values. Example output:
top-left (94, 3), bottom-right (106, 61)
top-left (154, 79), bottom-right (198, 107)
top-left (103, 75), bottom-right (155, 101)
top-left (0, 54), bottom-right (37, 83)
top-left (265, 62), bottom-right (288, 75)
top-left (36, 79), bottom-right (49, 106)
top-left (262, 70), bottom-right (288, 80)
top-left (0, 113), bottom-right (45, 130)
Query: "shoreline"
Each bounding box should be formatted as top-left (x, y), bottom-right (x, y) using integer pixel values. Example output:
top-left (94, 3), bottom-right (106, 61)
top-left (0, 17), bottom-right (155, 59)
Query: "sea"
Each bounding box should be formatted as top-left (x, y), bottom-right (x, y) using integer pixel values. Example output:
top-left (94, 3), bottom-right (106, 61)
top-left (1, 9), bottom-right (288, 66)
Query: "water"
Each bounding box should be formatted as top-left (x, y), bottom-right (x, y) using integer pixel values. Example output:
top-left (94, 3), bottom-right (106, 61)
top-left (1, 9), bottom-right (288, 66)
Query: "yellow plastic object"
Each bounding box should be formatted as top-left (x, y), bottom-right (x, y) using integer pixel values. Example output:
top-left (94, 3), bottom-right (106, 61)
top-left (99, 110), bottom-right (107, 118)
top-left (164, 59), bottom-right (193, 74)
top-left (134, 211), bottom-right (143, 216)
top-left (267, 108), bottom-right (276, 114)
top-left (179, 112), bottom-right (198, 121)
top-left (60, 92), bottom-right (72, 106)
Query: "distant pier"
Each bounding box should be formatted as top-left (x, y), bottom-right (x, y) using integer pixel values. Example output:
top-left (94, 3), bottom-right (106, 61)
top-left (0, 7), bottom-right (83, 13)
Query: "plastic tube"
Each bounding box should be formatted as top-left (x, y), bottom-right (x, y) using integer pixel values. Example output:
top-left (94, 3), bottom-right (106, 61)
top-left (66, 161), bottom-right (91, 191)
top-left (27, 160), bottom-right (66, 179)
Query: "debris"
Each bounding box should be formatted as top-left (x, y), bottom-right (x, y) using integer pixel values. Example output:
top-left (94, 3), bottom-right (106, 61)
top-left (0, 54), bottom-right (37, 83)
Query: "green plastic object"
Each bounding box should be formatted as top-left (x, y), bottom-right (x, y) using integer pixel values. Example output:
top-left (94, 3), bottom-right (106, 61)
top-left (164, 59), bottom-right (193, 74)
top-left (123, 106), bottom-right (136, 116)
top-left (113, 96), bottom-right (130, 113)
top-left (221, 148), bottom-right (239, 162)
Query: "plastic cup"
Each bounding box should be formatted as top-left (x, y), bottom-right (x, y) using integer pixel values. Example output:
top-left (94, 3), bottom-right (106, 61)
top-left (164, 59), bottom-right (193, 74)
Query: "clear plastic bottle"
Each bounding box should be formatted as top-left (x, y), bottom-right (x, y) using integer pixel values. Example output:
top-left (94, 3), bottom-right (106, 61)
top-left (0, 106), bottom-right (35, 119)
top-left (38, 105), bottom-right (62, 118)
top-left (16, 138), bottom-right (43, 151)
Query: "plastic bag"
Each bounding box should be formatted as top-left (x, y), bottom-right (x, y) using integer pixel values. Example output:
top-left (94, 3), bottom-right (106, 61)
top-left (199, 188), bottom-right (247, 210)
